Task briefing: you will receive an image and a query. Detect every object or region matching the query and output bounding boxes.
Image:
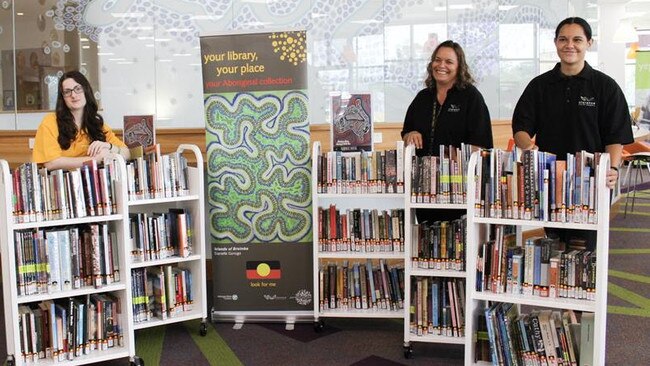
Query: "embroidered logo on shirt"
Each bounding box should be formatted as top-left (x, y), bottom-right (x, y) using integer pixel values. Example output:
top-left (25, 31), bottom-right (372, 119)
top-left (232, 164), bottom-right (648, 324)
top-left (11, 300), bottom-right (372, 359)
top-left (447, 104), bottom-right (461, 112)
top-left (578, 96), bottom-right (596, 107)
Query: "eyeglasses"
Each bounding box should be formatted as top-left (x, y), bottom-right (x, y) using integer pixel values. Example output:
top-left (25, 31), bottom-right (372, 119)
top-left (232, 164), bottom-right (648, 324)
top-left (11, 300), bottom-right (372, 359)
top-left (62, 85), bottom-right (84, 97)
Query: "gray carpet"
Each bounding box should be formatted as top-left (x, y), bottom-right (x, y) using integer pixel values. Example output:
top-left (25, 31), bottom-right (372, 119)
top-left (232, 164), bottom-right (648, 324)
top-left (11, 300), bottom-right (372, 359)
top-left (605, 194), bottom-right (650, 366)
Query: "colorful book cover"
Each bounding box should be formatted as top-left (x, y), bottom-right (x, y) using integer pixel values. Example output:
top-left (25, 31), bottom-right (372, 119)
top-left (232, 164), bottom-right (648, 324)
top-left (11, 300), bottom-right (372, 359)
top-left (123, 115), bottom-right (155, 149)
top-left (331, 92), bottom-right (372, 152)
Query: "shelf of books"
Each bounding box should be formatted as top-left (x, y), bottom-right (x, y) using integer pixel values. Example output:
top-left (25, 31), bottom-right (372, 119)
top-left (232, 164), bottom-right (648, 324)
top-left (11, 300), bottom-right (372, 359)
top-left (464, 148), bottom-right (610, 366)
top-left (311, 141), bottom-right (407, 327)
top-left (0, 157), bottom-right (138, 366)
top-left (402, 144), bottom-right (473, 357)
top-left (124, 144), bottom-right (208, 335)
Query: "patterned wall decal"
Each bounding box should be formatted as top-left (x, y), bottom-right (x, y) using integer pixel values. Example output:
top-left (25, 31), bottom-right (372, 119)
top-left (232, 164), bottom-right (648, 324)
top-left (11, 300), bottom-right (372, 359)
top-left (205, 91), bottom-right (311, 244)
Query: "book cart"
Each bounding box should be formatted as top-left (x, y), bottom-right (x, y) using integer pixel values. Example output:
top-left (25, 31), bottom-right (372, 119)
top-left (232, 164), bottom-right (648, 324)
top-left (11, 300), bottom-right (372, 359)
top-left (311, 141), bottom-right (406, 330)
top-left (402, 144), bottom-right (471, 358)
top-left (0, 157), bottom-right (141, 366)
top-left (464, 149), bottom-right (610, 366)
top-left (125, 144), bottom-right (208, 336)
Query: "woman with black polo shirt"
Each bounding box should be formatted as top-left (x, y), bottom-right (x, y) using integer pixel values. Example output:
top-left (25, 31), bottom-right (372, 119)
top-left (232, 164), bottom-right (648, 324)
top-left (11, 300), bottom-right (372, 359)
top-left (401, 40), bottom-right (493, 223)
top-left (512, 17), bottom-right (634, 248)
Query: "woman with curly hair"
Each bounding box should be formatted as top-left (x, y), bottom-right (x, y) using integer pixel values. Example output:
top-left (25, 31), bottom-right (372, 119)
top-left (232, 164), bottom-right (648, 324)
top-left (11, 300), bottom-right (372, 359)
top-left (401, 40), bottom-right (493, 157)
top-left (401, 40), bottom-right (493, 223)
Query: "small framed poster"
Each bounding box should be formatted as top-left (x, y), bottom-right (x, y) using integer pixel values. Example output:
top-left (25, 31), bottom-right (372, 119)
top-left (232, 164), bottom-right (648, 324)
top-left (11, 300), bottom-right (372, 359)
top-left (331, 92), bottom-right (372, 152)
top-left (123, 115), bottom-right (155, 149)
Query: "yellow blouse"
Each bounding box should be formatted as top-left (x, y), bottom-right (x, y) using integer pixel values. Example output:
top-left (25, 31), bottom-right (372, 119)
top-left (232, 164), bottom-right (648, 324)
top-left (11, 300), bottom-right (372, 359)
top-left (32, 113), bottom-right (126, 164)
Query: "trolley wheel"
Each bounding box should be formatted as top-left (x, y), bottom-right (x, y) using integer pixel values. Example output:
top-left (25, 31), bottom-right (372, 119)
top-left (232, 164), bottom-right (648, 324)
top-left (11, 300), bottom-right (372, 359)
top-left (200, 321), bottom-right (208, 336)
top-left (403, 345), bottom-right (413, 359)
top-left (130, 355), bottom-right (145, 366)
top-left (313, 319), bottom-right (324, 332)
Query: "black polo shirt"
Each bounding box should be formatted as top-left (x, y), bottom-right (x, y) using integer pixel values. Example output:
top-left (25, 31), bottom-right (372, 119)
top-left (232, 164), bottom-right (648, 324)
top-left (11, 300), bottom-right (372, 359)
top-left (401, 84), bottom-right (493, 156)
top-left (512, 62), bottom-right (633, 158)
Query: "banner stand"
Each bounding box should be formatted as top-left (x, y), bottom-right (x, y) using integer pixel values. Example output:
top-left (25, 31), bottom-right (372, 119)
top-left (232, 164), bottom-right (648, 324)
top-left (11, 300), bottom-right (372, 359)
top-left (211, 310), bottom-right (314, 329)
top-left (201, 30), bottom-right (314, 326)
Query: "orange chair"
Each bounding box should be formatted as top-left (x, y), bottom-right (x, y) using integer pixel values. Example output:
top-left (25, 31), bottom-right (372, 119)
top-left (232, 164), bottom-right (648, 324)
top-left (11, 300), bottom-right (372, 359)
top-left (621, 141), bottom-right (650, 216)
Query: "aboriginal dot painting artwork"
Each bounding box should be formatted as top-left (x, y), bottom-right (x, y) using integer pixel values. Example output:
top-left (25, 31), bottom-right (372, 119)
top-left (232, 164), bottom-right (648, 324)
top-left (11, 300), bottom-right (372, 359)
top-left (205, 90), bottom-right (311, 244)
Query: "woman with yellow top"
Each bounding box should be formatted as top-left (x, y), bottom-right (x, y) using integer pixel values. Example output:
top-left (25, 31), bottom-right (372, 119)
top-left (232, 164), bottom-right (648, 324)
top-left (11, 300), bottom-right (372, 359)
top-left (32, 70), bottom-right (130, 170)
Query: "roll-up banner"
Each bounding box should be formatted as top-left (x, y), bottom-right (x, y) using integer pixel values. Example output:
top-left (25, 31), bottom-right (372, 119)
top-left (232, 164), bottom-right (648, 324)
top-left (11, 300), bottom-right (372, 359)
top-left (200, 31), bottom-right (313, 317)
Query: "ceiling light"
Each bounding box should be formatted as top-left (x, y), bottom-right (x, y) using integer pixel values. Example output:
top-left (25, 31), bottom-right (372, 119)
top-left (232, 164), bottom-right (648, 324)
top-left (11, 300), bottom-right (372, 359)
top-left (241, 21), bottom-right (270, 27)
top-left (449, 4), bottom-right (473, 10)
top-left (111, 13), bottom-right (145, 18)
top-left (190, 15), bottom-right (220, 20)
top-left (351, 19), bottom-right (382, 25)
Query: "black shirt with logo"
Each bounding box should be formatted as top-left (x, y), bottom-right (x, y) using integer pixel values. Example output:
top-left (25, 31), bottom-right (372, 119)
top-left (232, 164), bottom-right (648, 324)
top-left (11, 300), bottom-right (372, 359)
top-left (401, 84), bottom-right (494, 156)
top-left (512, 62), bottom-right (633, 159)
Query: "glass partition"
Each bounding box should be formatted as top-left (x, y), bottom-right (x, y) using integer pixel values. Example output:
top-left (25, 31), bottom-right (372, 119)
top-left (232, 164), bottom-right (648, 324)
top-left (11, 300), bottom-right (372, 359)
top-left (0, 0), bottom-right (631, 132)
top-left (0, 0), bottom-right (100, 129)
top-left (0, 1), bottom-right (16, 129)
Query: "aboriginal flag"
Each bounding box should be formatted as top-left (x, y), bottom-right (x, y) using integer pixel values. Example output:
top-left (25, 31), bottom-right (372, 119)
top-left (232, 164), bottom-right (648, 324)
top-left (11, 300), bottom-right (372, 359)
top-left (246, 261), bottom-right (281, 280)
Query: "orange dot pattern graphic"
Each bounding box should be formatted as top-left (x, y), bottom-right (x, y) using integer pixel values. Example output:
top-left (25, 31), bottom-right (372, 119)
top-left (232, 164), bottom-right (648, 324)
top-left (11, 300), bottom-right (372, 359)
top-left (269, 31), bottom-right (307, 66)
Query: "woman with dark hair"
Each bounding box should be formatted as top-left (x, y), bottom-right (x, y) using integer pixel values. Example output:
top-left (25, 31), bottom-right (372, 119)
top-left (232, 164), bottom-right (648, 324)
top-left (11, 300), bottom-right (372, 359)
top-left (513, 17), bottom-right (633, 190)
top-left (401, 40), bottom-right (493, 222)
top-left (512, 17), bottom-right (633, 249)
top-left (33, 70), bottom-right (129, 170)
top-left (401, 40), bottom-right (493, 157)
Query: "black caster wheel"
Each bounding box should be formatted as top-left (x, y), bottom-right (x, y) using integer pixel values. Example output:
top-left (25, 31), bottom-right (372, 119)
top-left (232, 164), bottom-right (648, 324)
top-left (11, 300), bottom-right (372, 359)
top-left (130, 356), bottom-right (145, 366)
top-left (6, 355), bottom-right (15, 366)
top-left (200, 321), bottom-right (208, 336)
top-left (313, 320), bottom-right (324, 332)
top-left (403, 346), bottom-right (413, 359)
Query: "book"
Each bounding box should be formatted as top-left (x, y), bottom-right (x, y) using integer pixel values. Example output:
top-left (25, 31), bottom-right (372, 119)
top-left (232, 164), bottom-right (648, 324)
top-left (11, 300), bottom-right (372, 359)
top-left (57, 229), bottom-right (73, 291)
top-left (123, 115), bottom-right (155, 149)
top-left (81, 160), bottom-right (101, 216)
top-left (538, 310), bottom-right (558, 365)
top-left (580, 312), bottom-right (595, 366)
top-left (45, 230), bottom-right (62, 293)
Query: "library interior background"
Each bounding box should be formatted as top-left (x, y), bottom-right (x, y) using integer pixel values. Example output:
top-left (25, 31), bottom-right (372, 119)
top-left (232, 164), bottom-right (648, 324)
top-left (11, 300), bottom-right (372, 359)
top-left (1, 1), bottom-right (650, 366)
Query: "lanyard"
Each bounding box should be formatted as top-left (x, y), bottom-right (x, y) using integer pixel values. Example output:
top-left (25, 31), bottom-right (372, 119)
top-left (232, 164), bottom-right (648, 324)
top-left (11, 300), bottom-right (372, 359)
top-left (428, 99), bottom-right (442, 155)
